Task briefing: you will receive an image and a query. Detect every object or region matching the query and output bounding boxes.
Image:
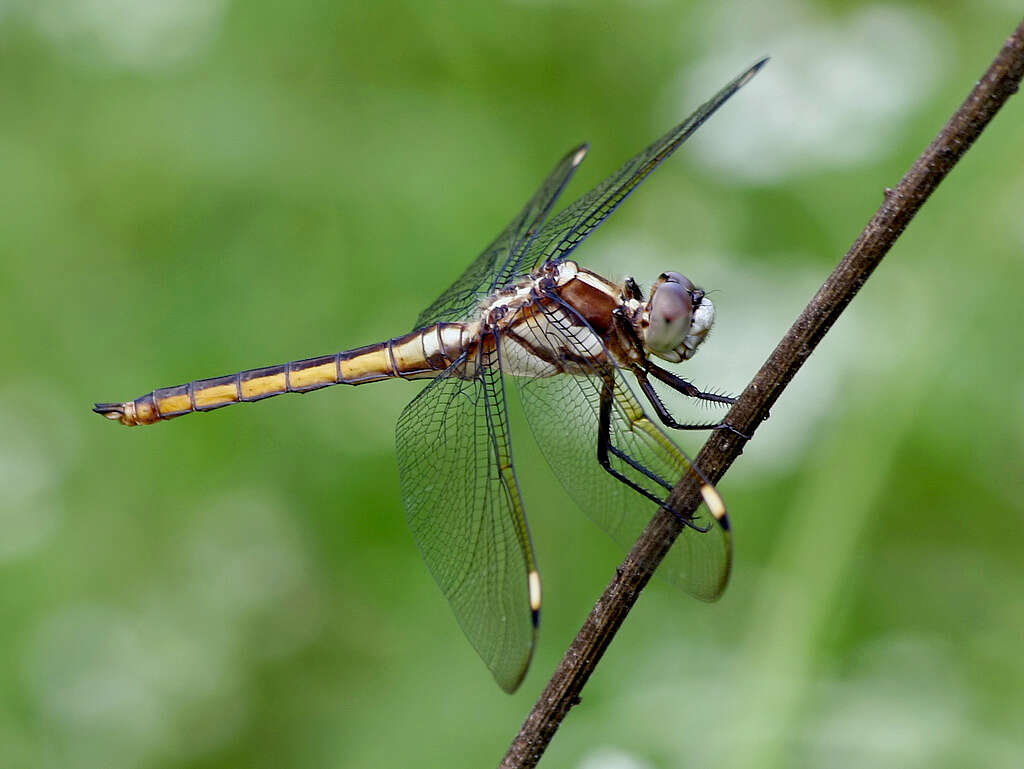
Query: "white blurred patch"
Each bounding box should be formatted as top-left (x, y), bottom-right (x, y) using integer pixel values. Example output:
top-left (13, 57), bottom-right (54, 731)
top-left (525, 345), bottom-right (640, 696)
top-left (0, 431), bottom-right (59, 562)
top-left (668, 1), bottom-right (949, 181)
top-left (28, 0), bottom-right (227, 70)
top-left (26, 604), bottom-right (242, 769)
top-left (625, 633), bottom-right (979, 767)
top-left (618, 638), bottom-right (744, 767)
top-left (0, 381), bottom-right (78, 562)
top-left (25, 491), bottom-right (320, 767)
top-left (578, 747), bottom-right (655, 769)
top-left (802, 635), bottom-right (969, 767)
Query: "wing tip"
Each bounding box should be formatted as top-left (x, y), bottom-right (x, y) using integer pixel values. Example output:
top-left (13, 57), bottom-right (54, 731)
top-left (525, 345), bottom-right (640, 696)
top-left (699, 482), bottom-right (727, 522)
top-left (528, 569), bottom-right (542, 616)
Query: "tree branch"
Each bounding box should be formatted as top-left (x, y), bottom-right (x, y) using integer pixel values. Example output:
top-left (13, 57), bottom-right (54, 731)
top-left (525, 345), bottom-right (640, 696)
top-left (501, 17), bottom-right (1024, 769)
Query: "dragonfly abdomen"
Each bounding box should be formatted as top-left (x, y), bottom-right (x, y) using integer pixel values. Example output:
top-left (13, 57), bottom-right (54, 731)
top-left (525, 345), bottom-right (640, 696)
top-left (94, 323), bottom-right (471, 426)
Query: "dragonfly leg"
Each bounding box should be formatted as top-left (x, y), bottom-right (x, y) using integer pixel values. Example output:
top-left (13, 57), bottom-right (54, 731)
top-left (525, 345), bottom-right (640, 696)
top-left (623, 276), bottom-right (644, 301)
top-left (597, 376), bottom-right (711, 533)
top-left (715, 421), bottom-right (752, 441)
top-left (634, 370), bottom-right (722, 431)
top-left (643, 371), bottom-right (751, 439)
top-left (646, 363), bottom-right (736, 406)
top-left (611, 307), bottom-right (732, 431)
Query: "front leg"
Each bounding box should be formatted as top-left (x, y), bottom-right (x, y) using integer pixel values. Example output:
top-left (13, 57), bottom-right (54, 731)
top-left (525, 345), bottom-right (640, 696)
top-left (610, 306), bottom-right (733, 430)
top-left (646, 363), bottom-right (736, 406)
top-left (641, 366), bottom-right (750, 438)
top-left (634, 368), bottom-right (723, 431)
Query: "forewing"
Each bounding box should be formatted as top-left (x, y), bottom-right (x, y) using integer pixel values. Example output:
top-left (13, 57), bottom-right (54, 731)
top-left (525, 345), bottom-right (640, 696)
top-left (395, 350), bottom-right (539, 692)
top-left (414, 144), bottom-right (588, 328)
top-left (513, 310), bottom-right (730, 600)
top-left (508, 59), bottom-right (766, 279)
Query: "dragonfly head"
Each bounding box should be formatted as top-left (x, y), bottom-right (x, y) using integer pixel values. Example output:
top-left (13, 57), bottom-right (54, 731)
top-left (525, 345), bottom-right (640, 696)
top-left (641, 271), bottom-right (715, 363)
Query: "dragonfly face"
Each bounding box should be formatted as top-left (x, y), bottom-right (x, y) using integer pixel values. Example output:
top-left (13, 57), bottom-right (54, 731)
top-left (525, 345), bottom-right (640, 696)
top-left (641, 271), bottom-right (715, 363)
top-left (95, 59), bottom-right (766, 692)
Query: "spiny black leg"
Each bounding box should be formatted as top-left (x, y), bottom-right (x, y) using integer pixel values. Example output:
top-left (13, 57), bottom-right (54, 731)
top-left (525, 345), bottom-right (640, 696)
top-left (647, 363), bottom-right (736, 406)
top-left (596, 375), bottom-right (711, 533)
top-left (609, 303), bottom-right (734, 409)
top-left (606, 443), bottom-right (671, 492)
top-left (635, 369), bottom-right (722, 431)
top-left (597, 376), bottom-right (663, 506)
top-left (644, 363), bottom-right (750, 438)
top-left (611, 307), bottom-right (738, 425)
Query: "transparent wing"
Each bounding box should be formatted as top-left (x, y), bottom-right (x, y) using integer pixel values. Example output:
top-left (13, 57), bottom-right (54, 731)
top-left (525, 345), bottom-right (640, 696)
top-left (505, 59), bottom-right (766, 282)
top-left (414, 144), bottom-right (588, 328)
top-left (513, 308), bottom-right (731, 600)
top-left (395, 348), bottom-right (539, 692)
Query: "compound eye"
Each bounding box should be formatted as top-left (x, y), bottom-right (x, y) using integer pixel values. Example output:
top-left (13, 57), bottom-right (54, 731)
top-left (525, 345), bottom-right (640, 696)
top-left (645, 281), bottom-right (693, 353)
top-left (660, 271), bottom-right (694, 292)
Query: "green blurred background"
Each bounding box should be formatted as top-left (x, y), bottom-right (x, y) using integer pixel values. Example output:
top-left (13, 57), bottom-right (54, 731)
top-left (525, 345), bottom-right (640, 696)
top-left (1, 2), bottom-right (1022, 767)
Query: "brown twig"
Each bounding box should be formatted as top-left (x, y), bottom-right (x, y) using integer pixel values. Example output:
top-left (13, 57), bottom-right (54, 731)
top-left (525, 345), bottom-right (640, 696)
top-left (500, 17), bottom-right (1024, 769)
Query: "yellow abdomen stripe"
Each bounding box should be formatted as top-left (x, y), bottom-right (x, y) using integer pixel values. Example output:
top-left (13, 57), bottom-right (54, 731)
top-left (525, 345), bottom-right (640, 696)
top-left (94, 323), bottom-right (470, 426)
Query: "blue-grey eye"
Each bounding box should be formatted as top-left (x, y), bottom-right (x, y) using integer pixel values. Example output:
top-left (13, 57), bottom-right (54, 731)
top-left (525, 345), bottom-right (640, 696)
top-left (645, 281), bottom-right (693, 353)
top-left (660, 271), bottom-right (694, 292)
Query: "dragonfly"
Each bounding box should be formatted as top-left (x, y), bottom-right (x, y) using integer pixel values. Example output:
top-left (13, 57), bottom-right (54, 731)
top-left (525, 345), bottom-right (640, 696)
top-left (95, 59), bottom-right (765, 693)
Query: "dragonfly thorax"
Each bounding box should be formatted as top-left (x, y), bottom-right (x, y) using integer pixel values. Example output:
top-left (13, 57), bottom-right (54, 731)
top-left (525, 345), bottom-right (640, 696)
top-left (640, 271), bottom-right (715, 364)
top-left (479, 260), bottom-right (577, 327)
